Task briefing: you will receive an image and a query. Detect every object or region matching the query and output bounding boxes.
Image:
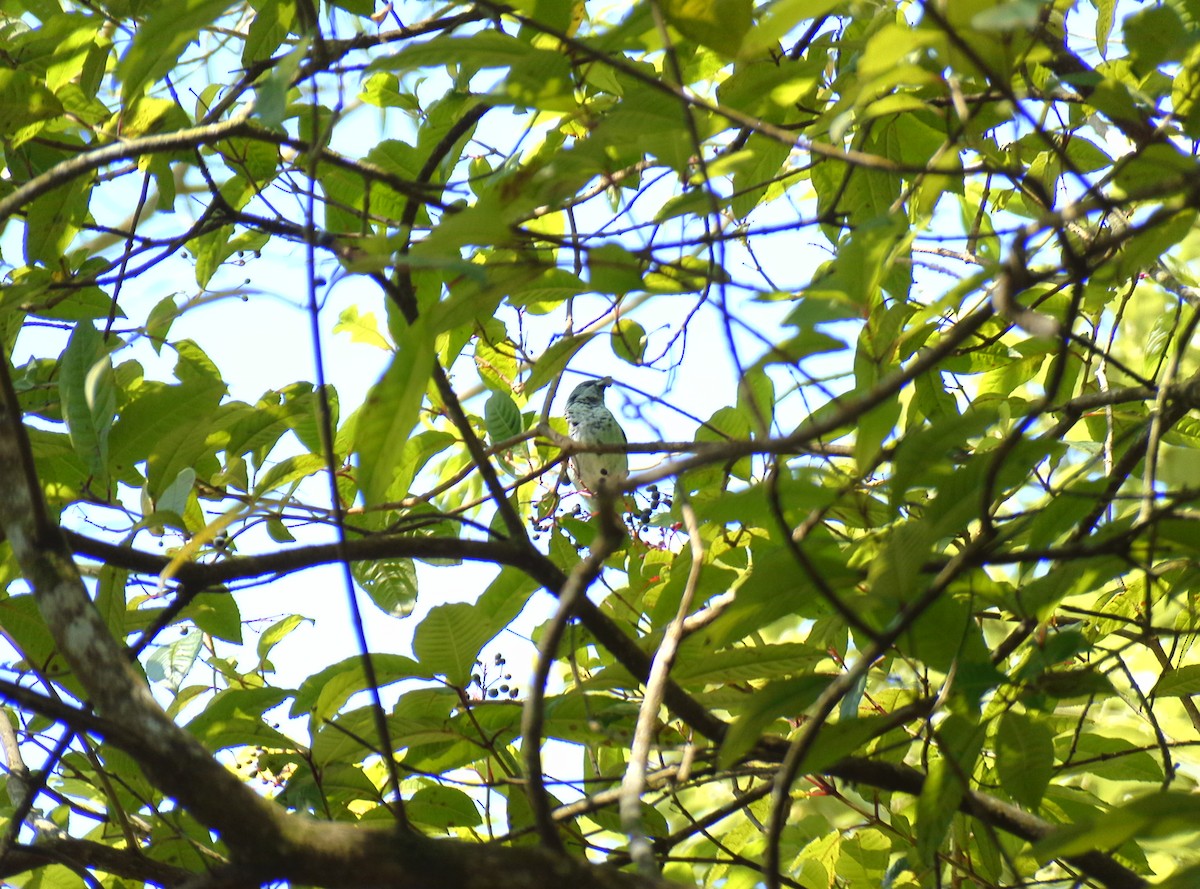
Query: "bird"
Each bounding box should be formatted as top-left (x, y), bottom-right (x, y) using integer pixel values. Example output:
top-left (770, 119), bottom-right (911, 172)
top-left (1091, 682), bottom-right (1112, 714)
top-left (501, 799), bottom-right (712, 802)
top-left (564, 377), bottom-right (629, 496)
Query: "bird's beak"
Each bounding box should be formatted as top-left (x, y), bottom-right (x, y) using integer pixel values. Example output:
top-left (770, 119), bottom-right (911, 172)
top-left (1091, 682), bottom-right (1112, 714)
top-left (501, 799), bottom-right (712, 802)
top-left (599, 376), bottom-right (613, 388)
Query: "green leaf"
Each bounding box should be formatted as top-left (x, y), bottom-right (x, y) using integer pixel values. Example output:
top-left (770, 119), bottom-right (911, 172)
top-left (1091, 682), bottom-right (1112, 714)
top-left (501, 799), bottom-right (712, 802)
top-left (193, 226), bottom-right (271, 288)
top-left (718, 674), bottom-right (832, 767)
top-left (475, 335), bottom-right (519, 395)
top-left (660, 0), bottom-right (752, 57)
top-left (109, 378), bottom-right (224, 494)
top-left (223, 400), bottom-right (298, 466)
top-left (654, 189), bottom-right (716, 223)
top-left (1113, 209), bottom-right (1197, 280)
top-left (610, 318), bottom-right (647, 365)
top-left (1155, 863), bottom-right (1200, 889)
top-left (525, 334), bottom-right (595, 394)
top-left (1123, 4), bottom-right (1189, 76)
top-left (995, 711), bottom-right (1054, 809)
top-left (58, 322), bottom-right (116, 486)
top-left (501, 49), bottom-right (577, 112)
top-left (0, 596), bottom-right (82, 697)
top-left (474, 566), bottom-right (538, 632)
top-left (917, 714), bottom-right (985, 864)
top-left (1035, 791), bottom-right (1200, 859)
top-left (1095, 0), bottom-right (1116, 57)
top-left (1031, 667), bottom-right (1114, 700)
top-left (412, 603), bottom-right (498, 686)
top-left (588, 243), bottom-right (645, 295)
top-left (292, 653), bottom-right (429, 722)
top-left (359, 72), bottom-right (419, 110)
top-left (146, 631), bottom-right (203, 692)
top-left (0, 70), bottom-right (64, 136)
top-left (1173, 43), bottom-right (1200, 137)
top-left (867, 520), bottom-right (931, 609)
top-left (183, 593), bottom-right (243, 644)
top-left (94, 566), bottom-right (128, 640)
top-left (184, 687), bottom-right (293, 752)
top-left (1112, 144), bottom-right (1196, 196)
top-left (253, 36), bottom-right (304, 128)
top-left (288, 383), bottom-right (338, 457)
top-left (718, 58), bottom-right (818, 121)
top-left (24, 176), bottom-right (91, 265)
top-left (242, 0), bottom-right (293, 65)
top-left (157, 467), bottom-right (196, 517)
top-left (408, 785), bottom-right (483, 829)
top-left (735, 366), bottom-right (775, 435)
top-left (740, 0), bottom-right (844, 57)
top-left (732, 134), bottom-right (794, 218)
top-left (265, 515), bottom-right (295, 542)
top-left (971, 1), bottom-right (1043, 31)
top-left (145, 295), bottom-right (180, 353)
top-left (371, 30), bottom-right (546, 73)
top-left (807, 217), bottom-right (906, 306)
top-left (854, 396), bottom-right (900, 473)
top-left (118, 0), bottom-right (233, 102)
top-left (28, 429), bottom-right (89, 506)
top-left (484, 390), bottom-right (524, 444)
top-left (352, 557), bottom-right (419, 618)
top-left (387, 429), bottom-right (456, 503)
top-left (508, 268), bottom-right (588, 314)
top-left (1152, 663), bottom-right (1200, 697)
top-left (29, 284), bottom-right (120, 323)
top-left (672, 641), bottom-right (822, 686)
top-left (254, 453), bottom-right (326, 496)
top-left (801, 715), bottom-right (898, 775)
top-left (355, 318), bottom-right (434, 506)
top-left (257, 614), bottom-right (311, 663)
top-left (1060, 734), bottom-right (1164, 783)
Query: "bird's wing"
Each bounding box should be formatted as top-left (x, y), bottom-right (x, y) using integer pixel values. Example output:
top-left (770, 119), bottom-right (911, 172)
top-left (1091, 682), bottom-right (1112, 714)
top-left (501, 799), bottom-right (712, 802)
top-left (613, 410), bottom-right (627, 443)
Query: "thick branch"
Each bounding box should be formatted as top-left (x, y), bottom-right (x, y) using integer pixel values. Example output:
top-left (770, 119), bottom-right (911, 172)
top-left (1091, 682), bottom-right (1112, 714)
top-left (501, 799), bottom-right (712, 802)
top-left (822, 757), bottom-right (1146, 889)
top-left (0, 837), bottom-right (193, 886)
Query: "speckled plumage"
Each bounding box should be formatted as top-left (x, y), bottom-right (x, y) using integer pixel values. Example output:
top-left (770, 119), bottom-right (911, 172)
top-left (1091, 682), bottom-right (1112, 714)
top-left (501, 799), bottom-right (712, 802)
top-left (565, 378), bottom-right (628, 495)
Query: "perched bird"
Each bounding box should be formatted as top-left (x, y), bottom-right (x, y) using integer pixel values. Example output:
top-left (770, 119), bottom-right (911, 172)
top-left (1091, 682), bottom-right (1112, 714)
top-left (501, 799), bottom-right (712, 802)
top-left (565, 377), bottom-right (628, 496)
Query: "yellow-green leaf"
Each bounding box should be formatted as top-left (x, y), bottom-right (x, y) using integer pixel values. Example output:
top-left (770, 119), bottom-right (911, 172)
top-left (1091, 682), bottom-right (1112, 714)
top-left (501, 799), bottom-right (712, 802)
top-left (660, 0), bottom-right (752, 58)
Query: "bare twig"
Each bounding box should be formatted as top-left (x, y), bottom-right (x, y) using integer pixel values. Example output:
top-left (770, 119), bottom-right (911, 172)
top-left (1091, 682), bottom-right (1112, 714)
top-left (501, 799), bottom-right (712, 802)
top-left (520, 495), bottom-right (626, 851)
top-left (620, 500), bottom-right (704, 876)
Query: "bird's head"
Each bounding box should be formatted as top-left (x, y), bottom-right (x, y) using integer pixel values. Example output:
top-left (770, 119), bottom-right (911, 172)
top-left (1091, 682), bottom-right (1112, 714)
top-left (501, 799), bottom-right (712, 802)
top-left (566, 377), bottom-right (613, 409)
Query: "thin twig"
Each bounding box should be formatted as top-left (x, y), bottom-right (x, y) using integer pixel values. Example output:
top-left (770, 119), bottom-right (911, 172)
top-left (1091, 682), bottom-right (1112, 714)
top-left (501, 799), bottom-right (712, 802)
top-left (619, 500), bottom-right (704, 876)
top-left (520, 497), bottom-right (625, 850)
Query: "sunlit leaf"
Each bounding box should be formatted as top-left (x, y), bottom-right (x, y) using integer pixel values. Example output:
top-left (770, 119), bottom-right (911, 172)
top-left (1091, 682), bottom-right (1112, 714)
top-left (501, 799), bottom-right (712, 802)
top-left (660, 0), bottom-right (752, 57)
top-left (484, 390), bottom-right (524, 444)
top-left (1035, 791), bottom-right (1200, 859)
top-left (58, 322), bottom-right (116, 487)
top-left (292, 653), bottom-right (430, 722)
top-left (0, 70), bottom-right (63, 136)
top-left (995, 711), bottom-right (1054, 809)
top-left (412, 603), bottom-right (498, 686)
top-left (408, 785), bottom-right (483, 830)
top-left (610, 318), bottom-right (646, 365)
top-left (355, 318), bottom-right (435, 507)
top-left (146, 631), bottom-right (203, 693)
top-left (1153, 664), bottom-right (1200, 697)
top-left (352, 557), bottom-right (419, 618)
top-left (117, 0), bottom-right (233, 102)
top-left (718, 674), bottom-right (832, 767)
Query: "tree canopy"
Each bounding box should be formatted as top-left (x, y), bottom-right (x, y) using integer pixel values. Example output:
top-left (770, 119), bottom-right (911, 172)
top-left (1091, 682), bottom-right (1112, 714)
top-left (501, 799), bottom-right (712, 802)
top-left (2, 0), bottom-right (1200, 887)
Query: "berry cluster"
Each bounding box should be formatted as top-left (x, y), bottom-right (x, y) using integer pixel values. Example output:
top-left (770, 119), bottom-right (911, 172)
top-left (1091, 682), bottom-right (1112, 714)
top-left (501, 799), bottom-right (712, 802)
top-left (469, 651), bottom-right (519, 700)
top-left (632, 484), bottom-right (673, 534)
